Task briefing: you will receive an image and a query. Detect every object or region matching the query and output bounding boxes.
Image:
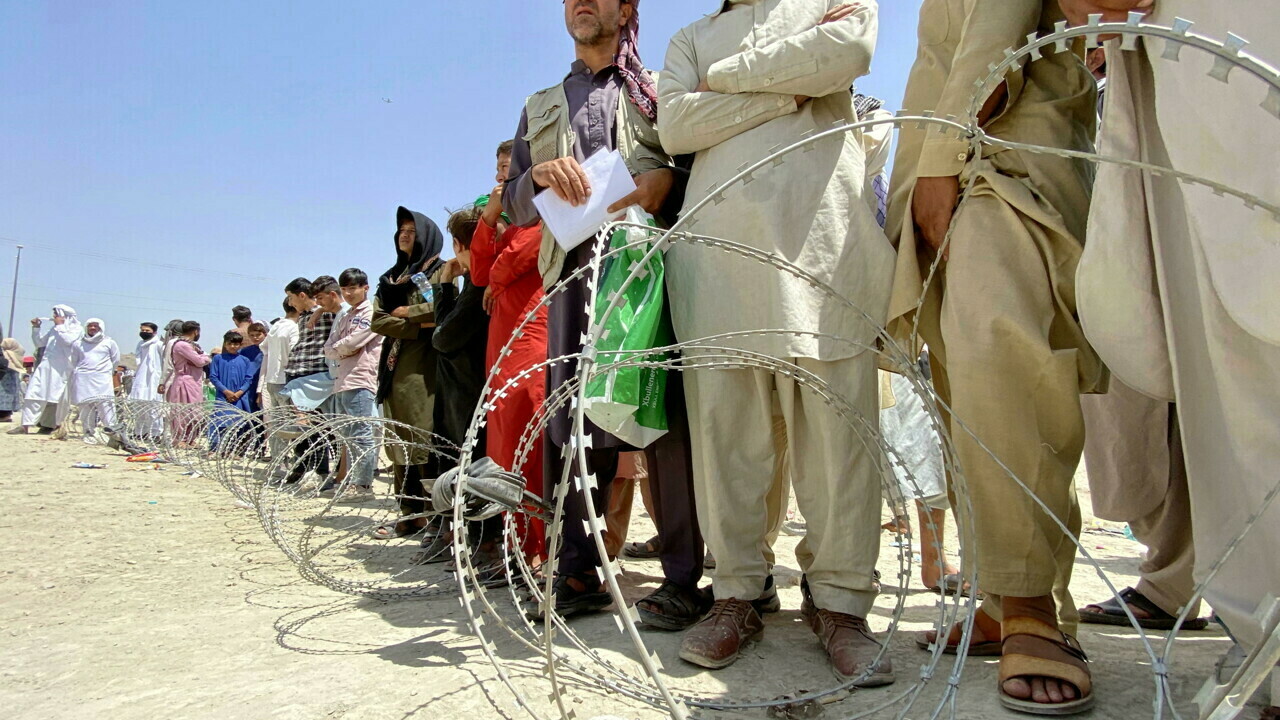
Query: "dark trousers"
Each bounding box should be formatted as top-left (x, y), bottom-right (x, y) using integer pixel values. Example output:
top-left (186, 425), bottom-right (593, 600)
top-left (394, 460), bottom-right (439, 517)
top-left (293, 428), bottom-right (331, 476)
top-left (548, 378), bottom-right (703, 589)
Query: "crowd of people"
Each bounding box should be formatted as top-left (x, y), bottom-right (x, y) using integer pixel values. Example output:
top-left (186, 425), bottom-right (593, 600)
top-left (1, 0), bottom-right (1275, 716)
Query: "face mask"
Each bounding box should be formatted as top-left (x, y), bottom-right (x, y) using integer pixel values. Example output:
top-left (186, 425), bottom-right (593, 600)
top-left (140, 331), bottom-right (155, 341)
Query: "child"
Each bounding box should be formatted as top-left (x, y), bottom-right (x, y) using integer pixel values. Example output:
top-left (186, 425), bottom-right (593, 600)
top-left (322, 269), bottom-right (383, 497)
top-left (208, 330), bottom-right (255, 451)
top-left (280, 277), bottom-right (336, 484)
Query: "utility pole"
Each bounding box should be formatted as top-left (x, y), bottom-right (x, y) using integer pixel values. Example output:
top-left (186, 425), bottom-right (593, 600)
top-left (7, 245), bottom-right (22, 336)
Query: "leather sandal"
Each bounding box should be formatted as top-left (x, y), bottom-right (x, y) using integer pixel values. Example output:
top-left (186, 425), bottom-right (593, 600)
top-left (999, 616), bottom-right (1094, 716)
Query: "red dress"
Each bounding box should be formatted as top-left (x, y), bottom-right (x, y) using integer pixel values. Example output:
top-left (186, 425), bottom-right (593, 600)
top-left (470, 219), bottom-right (548, 561)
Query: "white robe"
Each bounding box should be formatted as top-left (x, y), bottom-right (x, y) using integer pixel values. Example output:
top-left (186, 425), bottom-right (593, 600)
top-left (23, 323), bottom-right (79, 405)
top-left (68, 336), bottom-right (120, 404)
top-left (129, 337), bottom-right (164, 402)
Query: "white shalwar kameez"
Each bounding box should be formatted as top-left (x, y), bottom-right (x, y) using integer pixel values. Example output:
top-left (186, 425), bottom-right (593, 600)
top-left (130, 335), bottom-right (165, 435)
top-left (65, 319), bottom-right (121, 437)
top-left (19, 305), bottom-right (81, 427)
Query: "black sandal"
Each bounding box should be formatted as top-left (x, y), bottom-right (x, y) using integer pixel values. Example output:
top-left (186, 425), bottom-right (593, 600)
top-left (411, 529), bottom-right (453, 565)
top-left (622, 536), bottom-right (662, 559)
top-left (525, 574), bottom-right (612, 620)
top-left (1079, 587), bottom-right (1208, 631)
top-left (637, 580), bottom-right (712, 631)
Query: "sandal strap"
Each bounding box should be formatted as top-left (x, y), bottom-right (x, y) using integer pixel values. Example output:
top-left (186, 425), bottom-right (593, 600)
top-left (1000, 617), bottom-right (1093, 697)
top-left (1117, 587), bottom-right (1175, 620)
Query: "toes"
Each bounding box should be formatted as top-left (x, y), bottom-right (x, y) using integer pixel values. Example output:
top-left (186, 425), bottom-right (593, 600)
top-left (1030, 677), bottom-right (1049, 704)
top-left (1044, 678), bottom-right (1065, 704)
top-left (1009, 677), bottom-right (1081, 705)
top-left (1003, 678), bottom-right (1032, 700)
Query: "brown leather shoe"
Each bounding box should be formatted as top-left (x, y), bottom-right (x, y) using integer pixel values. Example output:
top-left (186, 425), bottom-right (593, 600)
top-left (802, 585), bottom-right (894, 687)
top-left (679, 598), bottom-right (764, 669)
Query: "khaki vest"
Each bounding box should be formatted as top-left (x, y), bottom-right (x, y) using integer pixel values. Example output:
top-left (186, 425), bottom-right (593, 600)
top-left (523, 74), bottom-right (672, 289)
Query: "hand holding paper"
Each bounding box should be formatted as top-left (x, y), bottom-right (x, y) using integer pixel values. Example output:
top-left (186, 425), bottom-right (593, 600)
top-left (533, 149), bottom-right (637, 252)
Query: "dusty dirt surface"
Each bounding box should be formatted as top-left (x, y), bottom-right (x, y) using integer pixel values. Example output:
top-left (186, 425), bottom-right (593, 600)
top-left (0, 430), bottom-right (1263, 719)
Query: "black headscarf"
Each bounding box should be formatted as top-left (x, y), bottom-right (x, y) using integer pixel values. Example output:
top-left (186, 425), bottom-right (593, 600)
top-left (375, 206), bottom-right (445, 311)
top-left (374, 206), bottom-right (445, 403)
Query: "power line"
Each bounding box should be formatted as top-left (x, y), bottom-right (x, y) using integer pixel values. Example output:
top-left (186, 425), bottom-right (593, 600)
top-left (15, 293), bottom-right (233, 318)
top-left (0, 281), bottom-right (235, 312)
top-left (0, 236), bottom-right (278, 283)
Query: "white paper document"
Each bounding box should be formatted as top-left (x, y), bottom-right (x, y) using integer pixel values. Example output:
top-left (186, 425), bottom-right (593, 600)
top-left (533, 149), bottom-right (637, 252)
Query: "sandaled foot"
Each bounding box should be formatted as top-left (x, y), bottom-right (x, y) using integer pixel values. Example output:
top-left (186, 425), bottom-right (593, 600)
top-left (470, 545), bottom-right (510, 589)
top-left (881, 515), bottom-right (912, 536)
top-left (637, 580), bottom-right (711, 631)
top-left (525, 574), bottom-right (612, 620)
top-left (1079, 587), bottom-right (1207, 631)
top-left (370, 521), bottom-right (412, 540)
top-left (921, 561), bottom-right (960, 591)
top-left (999, 617), bottom-right (1094, 716)
top-left (412, 527), bottom-right (453, 565)
top-left (622, 536), bottom-right (662, 559)
top-left (6, 425), bottom-right (29, 435)
top-left (926, 572), bottom-right (978, 599)
top-left (915, 608), bottom-right (1002, 656)
top-left (370, 517), bottom-right (427, 541)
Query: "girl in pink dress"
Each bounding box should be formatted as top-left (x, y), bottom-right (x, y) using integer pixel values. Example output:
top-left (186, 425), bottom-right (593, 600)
top-left (164, 321), bottom-right (210, 446)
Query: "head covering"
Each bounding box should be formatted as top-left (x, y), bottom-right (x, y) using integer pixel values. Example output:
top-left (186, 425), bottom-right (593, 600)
top-left (853, 93), bottom-right (889, 228)
top-left (374, 207), bottom-right (445, 404)
top-left (376, 206), bottom-right (445, 311)
top-left (474, 194), bottom-right (510, 224)
top-left (615, 0), bottom-right (658, 123)
top-left (853, 93), bottom-right (884, 120)
top-left (162, 319), bottom-right (184, 342)
top-left (51, 304), bottom-right (83, 338)
top-left (83, 318), bottom-right (107, 344)
top-left (1, 338), bottom-right (25, 373)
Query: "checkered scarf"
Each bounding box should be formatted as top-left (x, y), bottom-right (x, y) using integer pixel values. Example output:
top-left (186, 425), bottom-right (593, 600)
top-left (616, 0), bottom-right (657, 123)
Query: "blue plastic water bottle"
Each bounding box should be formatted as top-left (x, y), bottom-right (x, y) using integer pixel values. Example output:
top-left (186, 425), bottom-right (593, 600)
top-left (410, 272), bottom-right (434, 304)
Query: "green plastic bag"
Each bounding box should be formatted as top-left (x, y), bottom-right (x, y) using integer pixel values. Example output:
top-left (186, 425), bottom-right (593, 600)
top-left (583, 208), bottom-right (671, 448)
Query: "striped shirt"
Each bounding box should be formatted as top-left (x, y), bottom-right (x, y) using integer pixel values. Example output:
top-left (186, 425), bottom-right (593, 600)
top-left (284, 309), bottom-right (335, 381)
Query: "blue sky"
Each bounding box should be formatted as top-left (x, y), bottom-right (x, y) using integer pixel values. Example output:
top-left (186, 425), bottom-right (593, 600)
top-left (1, 0), bottom-right (922, 352)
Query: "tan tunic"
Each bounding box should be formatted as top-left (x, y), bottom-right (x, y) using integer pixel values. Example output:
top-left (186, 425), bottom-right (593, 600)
top-left (886, 0), bottom-right (1099, 372)
top-left (884, 0), bottom-right (1099, 617)
top-left (658, 0), bottom-right (894, 361)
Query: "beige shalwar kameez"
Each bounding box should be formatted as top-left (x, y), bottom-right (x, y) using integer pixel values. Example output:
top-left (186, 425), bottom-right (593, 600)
top-left (1081, 383), bottom-right (1196, 618)
top-left (658, 0), bottom-right (893, 616)
top-left (886, 0), bottom-right (1102, 629)
top-left (1077, 1), bottom-right (1279, 651)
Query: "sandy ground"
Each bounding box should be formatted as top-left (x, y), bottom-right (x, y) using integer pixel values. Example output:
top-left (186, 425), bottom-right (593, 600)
top-left (0, 429), bottom-right (1263, 720)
